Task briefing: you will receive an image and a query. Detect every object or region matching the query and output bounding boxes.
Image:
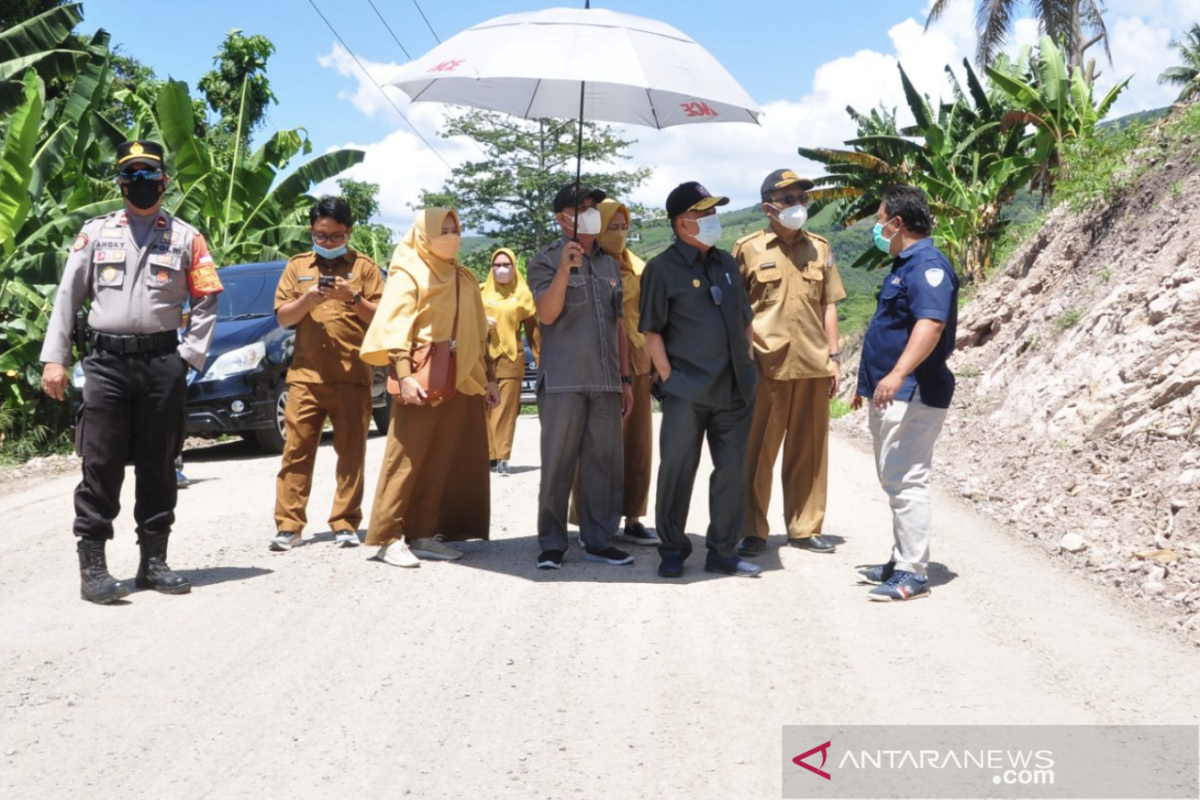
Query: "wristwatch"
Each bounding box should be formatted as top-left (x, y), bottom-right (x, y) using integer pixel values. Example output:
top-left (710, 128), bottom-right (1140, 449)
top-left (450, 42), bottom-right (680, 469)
top-left (829, 352), bottom-right (843, 364)
top-left (350, 291), bottom-right (363, 306)
top-left (621, 375), bottom-right (633, 385)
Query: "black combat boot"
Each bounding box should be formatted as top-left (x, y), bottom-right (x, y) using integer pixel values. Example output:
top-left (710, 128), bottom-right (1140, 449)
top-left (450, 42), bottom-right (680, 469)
top-left (77, 539), bottom-right (131, 604)
top-left (135, 533), bottom-right (192, 594)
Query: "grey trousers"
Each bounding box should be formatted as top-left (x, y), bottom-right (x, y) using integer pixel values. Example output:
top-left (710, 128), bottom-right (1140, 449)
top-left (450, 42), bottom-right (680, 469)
top-left (655, 392), bottom-right (754, 560)
top-left (537, 390), bottom-right (623, 553)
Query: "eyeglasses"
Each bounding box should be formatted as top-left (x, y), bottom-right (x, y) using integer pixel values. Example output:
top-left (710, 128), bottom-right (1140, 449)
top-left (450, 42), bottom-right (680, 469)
top-left (118, 169), bottom-right (164, 183)
top-left (311, 232), bottom-right (349, 245)
top-left (769, 192), bottom-right (809, 207)
top-left (493, 261), bottom-right (513, 268)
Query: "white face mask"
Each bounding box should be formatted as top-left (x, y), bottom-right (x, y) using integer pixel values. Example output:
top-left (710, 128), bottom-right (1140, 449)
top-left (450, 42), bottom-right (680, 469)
top-left (430, 233), bottom-right (461, 261)
top-left (692, 214), bottom-right (722, 247)
top-left (493, 264), bottom-right (514, 284)
top-left (565, 207), bottom-right (603, 236)
top-left (775, 203), bottom-right (808, 231)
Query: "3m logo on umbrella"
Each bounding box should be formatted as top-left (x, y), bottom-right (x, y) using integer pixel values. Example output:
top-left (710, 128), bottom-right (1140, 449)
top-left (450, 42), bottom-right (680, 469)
top-left (427, 59), bottom-right (466, 73)
top-left (681, 100), bottom-right (719, 118)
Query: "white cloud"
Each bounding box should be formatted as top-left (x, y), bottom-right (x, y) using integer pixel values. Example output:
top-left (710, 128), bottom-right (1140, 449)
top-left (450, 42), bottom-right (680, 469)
top-left (316, 4), bottom-right (1200, 230)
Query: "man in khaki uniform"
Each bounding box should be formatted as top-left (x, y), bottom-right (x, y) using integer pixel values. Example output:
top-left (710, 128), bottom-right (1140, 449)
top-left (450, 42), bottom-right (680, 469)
top-left (735, 169), bottom-right (846, 556)
top-left (270, 197), bottom-right (384, 551)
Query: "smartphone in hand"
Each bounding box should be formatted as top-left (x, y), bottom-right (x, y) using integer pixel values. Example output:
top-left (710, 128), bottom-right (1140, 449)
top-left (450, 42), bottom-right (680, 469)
top-left (318, 275), bottom-right (335, 288)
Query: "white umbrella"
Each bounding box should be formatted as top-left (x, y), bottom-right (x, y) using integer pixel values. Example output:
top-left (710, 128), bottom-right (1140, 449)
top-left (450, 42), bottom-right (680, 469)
top-left (387, 6), bottom-right (762, 129)
top-left (385, 4), bottom-right (762, 233)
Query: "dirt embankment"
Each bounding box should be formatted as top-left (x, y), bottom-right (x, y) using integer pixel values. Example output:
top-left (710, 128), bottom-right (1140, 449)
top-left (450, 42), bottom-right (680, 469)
top-left (838, 124), bottom-right (1200, 639)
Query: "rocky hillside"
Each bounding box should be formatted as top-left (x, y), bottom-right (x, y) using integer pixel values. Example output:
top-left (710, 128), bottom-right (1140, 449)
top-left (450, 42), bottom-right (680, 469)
top-left (839, 111), bottom-right (1200, 639)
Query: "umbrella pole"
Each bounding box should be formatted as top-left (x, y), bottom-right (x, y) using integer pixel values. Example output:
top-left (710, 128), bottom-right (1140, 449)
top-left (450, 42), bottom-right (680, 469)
top-left (570, 79), bottom-right (586, 273)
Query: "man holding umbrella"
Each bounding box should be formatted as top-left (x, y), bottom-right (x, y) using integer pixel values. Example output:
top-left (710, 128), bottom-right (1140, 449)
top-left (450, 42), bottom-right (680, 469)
top-left (528, 183), bottom-right (635, 571)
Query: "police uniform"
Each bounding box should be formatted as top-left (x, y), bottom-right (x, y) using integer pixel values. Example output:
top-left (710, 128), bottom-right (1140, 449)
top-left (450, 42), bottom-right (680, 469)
top-left (857, 237), bottom-right (959, 579)
top-left (272, 249), bottom-right (384, 540)
top-left (736, 171), bottom-right (847, 549)
top-left (40, 140), bottom-right (223, 603)
top-left (638, 183), bottom-right (758, 573)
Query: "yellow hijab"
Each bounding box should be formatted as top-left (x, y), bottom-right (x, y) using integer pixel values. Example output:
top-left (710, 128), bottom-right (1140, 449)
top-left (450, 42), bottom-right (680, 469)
top-left (479, 247), bottom-right (536, 362)
top-left (597, 199), bottom-right (647, 354)
top-left (360, 208), bottom-right (490, 396)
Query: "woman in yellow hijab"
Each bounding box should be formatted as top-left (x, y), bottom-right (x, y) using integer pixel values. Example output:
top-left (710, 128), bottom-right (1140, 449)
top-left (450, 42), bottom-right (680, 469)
top-left (479, 247), bottom-right (537, 475)
top-left (359, 208), bottom-right (501, 568)
top-left (593, 199), bottom-right (659, 544)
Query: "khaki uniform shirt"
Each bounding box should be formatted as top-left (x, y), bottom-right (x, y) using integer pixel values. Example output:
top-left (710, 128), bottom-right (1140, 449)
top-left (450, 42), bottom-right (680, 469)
top-left (735, 228), bottom-right (846, 381)
top-left (40, 209), bottom-right (223, 370)
top-left (274, 250), bottom-right (385, 386)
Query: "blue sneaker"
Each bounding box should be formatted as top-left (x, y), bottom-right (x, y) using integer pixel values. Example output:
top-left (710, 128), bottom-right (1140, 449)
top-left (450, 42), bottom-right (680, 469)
top-left (868, 570), bottom-right (929, 601)
top-left (859, 561), bottom-right (896, 585)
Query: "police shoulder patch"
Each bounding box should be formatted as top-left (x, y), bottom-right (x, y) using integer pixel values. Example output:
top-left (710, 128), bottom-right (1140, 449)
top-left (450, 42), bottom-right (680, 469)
top-left (925, 268), bottom-right (946, 288)
top-left (73, 233), bottom-right (88, 252)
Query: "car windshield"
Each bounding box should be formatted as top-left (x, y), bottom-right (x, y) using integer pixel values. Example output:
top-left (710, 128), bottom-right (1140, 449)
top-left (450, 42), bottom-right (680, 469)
top-left (216, 270), bottom-right (280, 321)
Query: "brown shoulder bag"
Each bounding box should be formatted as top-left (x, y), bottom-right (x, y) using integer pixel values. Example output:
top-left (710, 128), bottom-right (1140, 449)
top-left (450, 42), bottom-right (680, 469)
top-left (386, 272), bottom-right (460, 403)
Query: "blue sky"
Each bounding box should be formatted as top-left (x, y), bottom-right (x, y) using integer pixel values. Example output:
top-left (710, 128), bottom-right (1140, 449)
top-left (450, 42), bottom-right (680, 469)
top-left (82, 0), bottom-right (1198, 228)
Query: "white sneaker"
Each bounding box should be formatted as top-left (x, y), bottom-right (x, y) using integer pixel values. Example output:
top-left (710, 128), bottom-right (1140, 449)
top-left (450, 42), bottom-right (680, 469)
top-left (270, 532), bottom-right (300, 551)
top-left (377, 541), bottom-right (420, 568)
top-left (410, 534), bottom-right (463, 561)
top-left (334, 529), bottom-right (360, 547)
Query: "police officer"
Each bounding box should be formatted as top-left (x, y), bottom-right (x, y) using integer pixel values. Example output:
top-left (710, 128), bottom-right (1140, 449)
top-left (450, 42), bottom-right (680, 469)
top-left (735, 169), bottom-right (847, 557)
top-left (852, 185), bottom-right (959, 602)
top-left (40, 140), bottom-right (223, 604)
top-left (639, 182), bottom-right (760, 579)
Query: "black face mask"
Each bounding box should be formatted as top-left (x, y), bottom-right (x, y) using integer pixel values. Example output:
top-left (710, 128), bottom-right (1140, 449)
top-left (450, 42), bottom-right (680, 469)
top-left (124, 179), bottom-right (164, 211)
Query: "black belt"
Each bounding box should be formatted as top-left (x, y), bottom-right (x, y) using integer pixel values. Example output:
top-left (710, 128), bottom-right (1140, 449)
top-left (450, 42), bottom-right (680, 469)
top-left (91, 330), bottom-right (179, 355)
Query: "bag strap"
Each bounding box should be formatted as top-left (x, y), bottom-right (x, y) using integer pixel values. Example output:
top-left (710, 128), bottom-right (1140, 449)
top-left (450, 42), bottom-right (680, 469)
top-left (450, 269), bottom-right (461, 350)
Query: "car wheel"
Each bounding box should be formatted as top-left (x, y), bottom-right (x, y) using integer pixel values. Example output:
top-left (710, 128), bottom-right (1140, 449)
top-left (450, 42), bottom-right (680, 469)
top-left (254, 383), bottom-right (289, 454)
top-left (372, 401), bottom-right (391, 435)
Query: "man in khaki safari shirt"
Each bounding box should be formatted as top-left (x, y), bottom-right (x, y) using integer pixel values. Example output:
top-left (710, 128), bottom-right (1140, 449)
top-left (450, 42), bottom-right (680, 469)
top-left (269, 197), bottom-right (383, 552)
top-left (735, 169), bottom-right (846, 557)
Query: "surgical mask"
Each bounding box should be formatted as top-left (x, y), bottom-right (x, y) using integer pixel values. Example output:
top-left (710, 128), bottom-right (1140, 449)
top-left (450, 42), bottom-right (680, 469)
top-left (775, 203), bottom-right (808, 231)
top-left (598, 230), bottom-right (627, 256)
top-left (692, 214), bottom-right (722, 247)
top-left (314, 243), bottom-right (348, 260)
top-left (493, 263), bottom-right (515, 284)
top-left (124, 179), bottom-right (164, 211)
top-left (873, 219), bottom-right (900, 255)
top-left (566, 207), bottom-right (603, 236)
top-left (430, 233), bottom-right (461, 261)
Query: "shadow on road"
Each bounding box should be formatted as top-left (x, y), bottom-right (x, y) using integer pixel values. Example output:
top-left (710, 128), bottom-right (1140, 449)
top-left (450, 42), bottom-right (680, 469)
top-left (446, 532), bottom-right (787, 584)
top-left (167, 565), bottom-right (274, 588)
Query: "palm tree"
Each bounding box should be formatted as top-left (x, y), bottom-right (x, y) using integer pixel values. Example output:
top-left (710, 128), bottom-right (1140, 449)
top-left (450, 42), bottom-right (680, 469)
top-left (926, 0), bottom-right (1109, 74)
top-left (1159, 24), bottom-right (1200, 104)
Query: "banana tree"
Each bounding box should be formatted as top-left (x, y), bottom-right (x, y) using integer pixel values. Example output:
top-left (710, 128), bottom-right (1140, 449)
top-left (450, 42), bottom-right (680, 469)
top-left (987, 36), bottom-right (1130, 198)
top-left (0, 3), bottom-right (86, 115)
top-left (153, 78), bottom-right (364, 265)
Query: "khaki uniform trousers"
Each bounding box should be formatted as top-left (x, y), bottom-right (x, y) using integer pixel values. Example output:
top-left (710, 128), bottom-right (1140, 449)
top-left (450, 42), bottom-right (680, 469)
top-left (742, 375), bottom-right (830, 541)
top-left (274, 381), bottom-right (371, 535)
top-left (487, 355), bottom-right (524, 461)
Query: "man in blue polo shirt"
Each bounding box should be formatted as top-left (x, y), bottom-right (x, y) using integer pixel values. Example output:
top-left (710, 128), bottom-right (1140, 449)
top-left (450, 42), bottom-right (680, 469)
top-left (852, 186), bottom-right (958, 602)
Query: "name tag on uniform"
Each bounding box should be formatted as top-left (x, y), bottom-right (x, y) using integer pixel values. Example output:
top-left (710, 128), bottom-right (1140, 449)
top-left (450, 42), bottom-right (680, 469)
top-left (759, 262), bottom-right (777, 270)
top-left (94, 249), bottom-right (125, 263)
top-left (298, 276), bottom-right (314, 282)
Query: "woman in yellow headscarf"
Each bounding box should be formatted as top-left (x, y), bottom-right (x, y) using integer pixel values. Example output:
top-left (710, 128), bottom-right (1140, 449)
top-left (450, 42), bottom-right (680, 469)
top-left (596, 199), bottom-right (658, 544)
top-left (479, 247), bottom-right (538, 475)
top-left (359, 208), bottom-right (501, 568)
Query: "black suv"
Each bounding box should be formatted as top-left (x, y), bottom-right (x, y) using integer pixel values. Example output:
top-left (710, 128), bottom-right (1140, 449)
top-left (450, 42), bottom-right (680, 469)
top-left (169, 261), bottom-right (388, 453)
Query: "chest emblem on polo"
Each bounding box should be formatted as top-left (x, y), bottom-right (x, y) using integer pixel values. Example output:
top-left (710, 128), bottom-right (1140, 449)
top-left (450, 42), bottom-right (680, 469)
top-left (693, 279), bottom-right (701, 288)
top-left (925, 268), bottom-right (945, 287)
top-left (891, 276), bottom-right (902, 286)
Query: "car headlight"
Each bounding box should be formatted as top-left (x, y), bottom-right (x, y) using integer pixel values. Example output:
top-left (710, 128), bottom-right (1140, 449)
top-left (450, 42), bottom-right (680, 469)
top-left (72, 363), bottom-right (85, 389)
top-left (199, 342), bottom-right (267, 382)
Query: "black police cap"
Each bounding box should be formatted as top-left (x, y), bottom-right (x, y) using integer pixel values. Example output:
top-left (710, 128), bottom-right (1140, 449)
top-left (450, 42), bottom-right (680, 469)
top-left (760, 169), bottom-right (814, 199)
top-left (117, 140), bottom-right (164, 169)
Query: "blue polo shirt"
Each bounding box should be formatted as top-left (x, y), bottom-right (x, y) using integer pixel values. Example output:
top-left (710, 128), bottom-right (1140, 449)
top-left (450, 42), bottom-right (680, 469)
top-left (857, 238), bottom-right (959, 409)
